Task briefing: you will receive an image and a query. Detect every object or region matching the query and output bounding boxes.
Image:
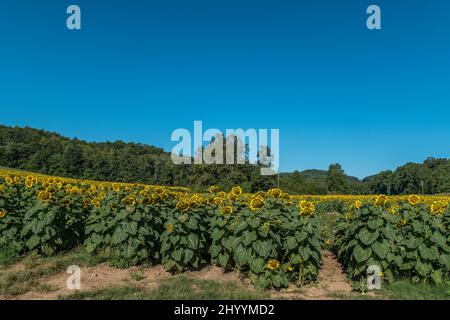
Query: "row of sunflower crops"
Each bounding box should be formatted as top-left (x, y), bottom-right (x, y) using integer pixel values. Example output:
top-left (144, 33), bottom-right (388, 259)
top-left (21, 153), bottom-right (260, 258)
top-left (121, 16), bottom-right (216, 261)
top-left (0, 170), bottom-right (322, 289)
top-left (333, 195), bottom-right (450, 285)
top-left (0, 168), bottom-right (449, 289)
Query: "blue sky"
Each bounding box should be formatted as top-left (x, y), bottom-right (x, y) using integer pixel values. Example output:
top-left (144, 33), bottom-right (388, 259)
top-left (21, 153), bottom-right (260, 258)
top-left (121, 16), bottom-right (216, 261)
top-left (0, 0), bottom-right (449, 179)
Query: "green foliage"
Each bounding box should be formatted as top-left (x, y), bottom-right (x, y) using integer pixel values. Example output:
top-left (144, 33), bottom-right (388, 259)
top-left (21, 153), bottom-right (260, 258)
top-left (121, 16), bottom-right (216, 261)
top-left (334, 202), bottom-right (450, 284)
top-left (209, 198), bottom-right (321, 290)
top-left (159, 204), bottom-right (210, 272)
top-left (84, 192), bottom-right (163, 268)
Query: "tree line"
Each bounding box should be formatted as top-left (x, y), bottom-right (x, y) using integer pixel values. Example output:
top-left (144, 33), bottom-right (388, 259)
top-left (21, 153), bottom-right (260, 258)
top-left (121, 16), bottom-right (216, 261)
top-left (0, 125), bottom-right (448, 194)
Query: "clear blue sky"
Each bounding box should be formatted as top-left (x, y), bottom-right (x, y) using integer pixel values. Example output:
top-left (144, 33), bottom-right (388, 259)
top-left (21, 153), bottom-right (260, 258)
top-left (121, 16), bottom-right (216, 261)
top-left (0, 0), bottom-right (449, 179)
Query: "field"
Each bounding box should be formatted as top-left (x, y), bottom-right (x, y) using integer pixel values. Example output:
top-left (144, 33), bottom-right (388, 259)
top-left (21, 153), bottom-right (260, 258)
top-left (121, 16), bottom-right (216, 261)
top-left (0, 168), bottom-right (449, 300)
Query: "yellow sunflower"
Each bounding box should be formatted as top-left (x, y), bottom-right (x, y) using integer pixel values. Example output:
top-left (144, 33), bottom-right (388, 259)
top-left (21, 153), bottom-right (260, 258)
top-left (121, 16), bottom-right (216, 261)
top-left (231, 186), bottom-right (243, 196)
top-left (176, 200), bottom-right (190, 212)
top-left (408, 195), bottom-right (420, 206)
top-left (266, 259), bottom-right (280, 271)
top-left (299, 201), bottom-right (315, 216)
top-left (249, 197), bottom-right (265, 211)
top-left (374, 195), bottom-right (388, 206)
top-left (220, 205), bottom-right (233, 215)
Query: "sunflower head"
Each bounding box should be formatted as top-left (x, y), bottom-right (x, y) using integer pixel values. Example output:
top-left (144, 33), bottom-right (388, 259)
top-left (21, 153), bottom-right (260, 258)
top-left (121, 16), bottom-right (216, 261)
top-left (176, 200), bottom-right (190, 212)
top-left (213, 197), bottom-right (223, 206)
top-left (408, 195), bottom-right (420, 206)
top-left (25, 180), bottom-right (34, 189)
top-left (167, 223), bottom-right (174, 233)
top-left (5, 176), bottom-right (13, 186)
top-left (91, 199), bottom-right (101, 209)
top-left (299, 201), bottom-right (315, 216)
top-left (269, 188), bottom-right (282, 198)
top-left (266, 259), bottom-right (280, 271)
top-left (0, 210), bottom-right (6, 218)
top-left (38, 191), bottom-right (51, 201)
top-left (354, 200), bottom-right (362, 209)
top-left (220, 205), bottom-right (233, 215)
top-left (208, 185), bottom-right (219, 194)
top-left (231, 186), bottom-right (243, 196)
top-left (228, 192), bottom-right (238, 201)
top-left (249, 197), bottom-right (265, 211)
top-left (430, 201), bottom-right (444, 215)
top-left (374, 195), bottom-right (388, 207)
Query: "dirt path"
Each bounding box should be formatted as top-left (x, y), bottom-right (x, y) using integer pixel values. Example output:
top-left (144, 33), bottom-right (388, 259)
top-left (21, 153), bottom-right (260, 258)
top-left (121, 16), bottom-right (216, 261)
top-left (2, 251), bottom-right (353, 300)
top-left (270, 251), bottom-right (352, 300)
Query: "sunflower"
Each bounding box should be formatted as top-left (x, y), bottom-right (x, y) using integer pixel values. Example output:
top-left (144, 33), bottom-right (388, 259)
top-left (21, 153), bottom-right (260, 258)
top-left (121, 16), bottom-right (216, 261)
top-left (167, 223), bottom-right (174, 233)
top-left (231, 186), bottom-right (243, 196)
top-left (208, 186), bottom-right (219, 194)
top-left (228, 192), bottom-right (238, 201)
top-left (176, 200), bottom-right (190, 212)
top-left (5, 176), bottom-right (13, 186)
top-left (299, 201), bottom-right (315, 216)
top-left (430, 201), bottom-right (444, 214)
top-left (38, 191), bottom-right (51, 201)
top-left (13, 176), bottom-right (21, 184)
top-left (94, 200), bottom-right (102, 208)
top-left (213, 197), bottom-right (223, 206)
top-left (220, 205), bottom-right (233, 215)
top-left (408, 195), bottom-right (420, 206)
top-left (269, 188), bottom-right (282, 198)
top-left (217, 191), bottom-right (227, 198)
top-left (354, 200), bottom-right (362, 209)
top-left (266, 259), bottom-right (280, 271)
top-left (249, 197), bottom-right (265, 211)
top-left (25, 180), bottom-right (34, 189)
top-left (112, 183), bottom-right (120, 192)
top-left (374, 195), bottom-right (388, 206)
top-left (0, 210), bottom-right (6, 218)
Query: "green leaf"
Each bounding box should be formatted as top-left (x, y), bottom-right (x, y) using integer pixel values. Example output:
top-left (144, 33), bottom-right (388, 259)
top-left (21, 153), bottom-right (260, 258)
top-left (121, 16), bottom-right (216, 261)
top-left (187, 233), bottom-right (199, 250)
top-left (184, 248), bottom-right (194, 264)
top-left (359, 229), bottom-right (379, 246)
top-left (235, 221), bottom-right (248, 234)
top-left (209, 244), bottom-right (221, 258)
top-left (171, 249), bottom-right (182, 262)
top-left (211, 229), bottom-right (225, 241)
top-left (371, 241), bottom-right (386, 259)
top-left (286, 237), bottom-right (297, 250)
top-left (353, 245), bottom-right (372, 263)
top-left (431, 270), bottom-right (443, 284)
top-left (415, 260), bottom-right (431, 276)
top-left (218, 253), bottom-right (229, 267)
top-left (252, 241), bottom-right (270, 258)
top-left (367, 218), bottom-right (383, 230)
top-left (295, 231), bottom-right (307, 243)
top-left (249, 257), bottom-right (265, 274)
top-left (247, 218), bottom-right (260, 229)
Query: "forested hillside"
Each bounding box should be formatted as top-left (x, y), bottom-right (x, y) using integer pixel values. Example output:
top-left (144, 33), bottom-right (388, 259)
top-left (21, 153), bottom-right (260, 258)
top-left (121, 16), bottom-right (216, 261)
top-left (0, 125), bottom-right (449, 194)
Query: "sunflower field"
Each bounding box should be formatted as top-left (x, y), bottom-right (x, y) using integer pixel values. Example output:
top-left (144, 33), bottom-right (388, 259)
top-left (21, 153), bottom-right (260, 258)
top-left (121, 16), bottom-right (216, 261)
top-left (0, 168), bottom-right (449, 290)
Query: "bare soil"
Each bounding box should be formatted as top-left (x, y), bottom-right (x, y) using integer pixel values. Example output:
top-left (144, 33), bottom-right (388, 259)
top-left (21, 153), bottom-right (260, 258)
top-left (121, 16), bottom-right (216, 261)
top-left (1, 251), bottom-right (354, 300)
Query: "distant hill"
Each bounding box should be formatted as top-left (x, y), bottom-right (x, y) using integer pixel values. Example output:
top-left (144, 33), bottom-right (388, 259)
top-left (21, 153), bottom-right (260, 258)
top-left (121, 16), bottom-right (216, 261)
top-left (299, 169), bottom-right (360, 183)
top-left (1, 124), bottom-right (448, 194)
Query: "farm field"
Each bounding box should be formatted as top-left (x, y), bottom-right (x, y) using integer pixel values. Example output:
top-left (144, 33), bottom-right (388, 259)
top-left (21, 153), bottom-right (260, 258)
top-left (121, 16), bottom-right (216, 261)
top-left (0, 168), bottom-right (449, 300)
